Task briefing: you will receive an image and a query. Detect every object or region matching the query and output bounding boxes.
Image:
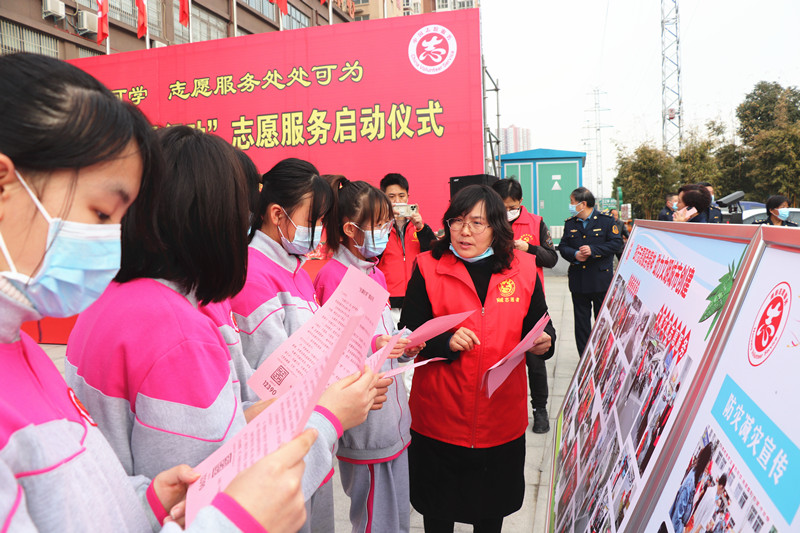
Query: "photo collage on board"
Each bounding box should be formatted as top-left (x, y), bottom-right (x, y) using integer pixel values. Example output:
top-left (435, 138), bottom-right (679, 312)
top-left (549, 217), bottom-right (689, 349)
top-left (552, 271), bottom-right (695, 533)
top-left (658, 426), bottom-right (777, 533)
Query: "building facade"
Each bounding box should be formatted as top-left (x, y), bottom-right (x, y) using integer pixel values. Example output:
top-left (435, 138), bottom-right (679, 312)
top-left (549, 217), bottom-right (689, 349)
top-left (1, 0), bottom-right (354, 59)
top-left (500, 124), bottom-right (532, 155)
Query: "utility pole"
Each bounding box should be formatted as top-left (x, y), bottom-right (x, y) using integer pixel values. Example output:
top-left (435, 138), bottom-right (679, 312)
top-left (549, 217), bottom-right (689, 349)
top-left (483, 66), bottom-right (501, 176)
top-left (661, 0), bottom-right (683, 155)
top-left (584, 88), bottom-right (611, 197)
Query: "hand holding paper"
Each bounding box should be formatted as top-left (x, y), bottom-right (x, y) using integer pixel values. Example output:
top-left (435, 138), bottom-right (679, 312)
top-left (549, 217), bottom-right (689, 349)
top-left (404, 310), bottom-right (476, 348)
top-left (482, 313), bottom-right (551, 398)
top-left (318, 366), bottom-right (378, 430)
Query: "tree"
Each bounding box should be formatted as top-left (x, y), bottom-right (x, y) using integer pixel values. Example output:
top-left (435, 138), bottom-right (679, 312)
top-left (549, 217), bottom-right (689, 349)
top-left (613, 144), bottom-right (680, 219)
top-left (736, 81), bottom-right (800, 146)
top-left (715, 142), bottom-right (755, 200)
top-left (677, 122), bottom-right (723, 185)
top-left (747, 93), bottom-right (800, 205)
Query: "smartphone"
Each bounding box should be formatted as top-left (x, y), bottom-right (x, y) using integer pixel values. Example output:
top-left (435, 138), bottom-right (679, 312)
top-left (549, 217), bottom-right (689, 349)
top-left (394, 203), bottom-right (419, 217)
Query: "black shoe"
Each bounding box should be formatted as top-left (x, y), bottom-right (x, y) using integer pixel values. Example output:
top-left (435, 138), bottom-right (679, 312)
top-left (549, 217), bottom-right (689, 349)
top-left (532, 408), bottom-right (550, 434)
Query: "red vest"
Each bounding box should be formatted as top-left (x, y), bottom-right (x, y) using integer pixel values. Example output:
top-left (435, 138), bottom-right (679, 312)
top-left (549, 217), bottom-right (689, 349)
top-left (377, 222), bottom-right (421, 298)
top-left (410, 250), bottom-right (539, 448)
top-left (511, 206), bottom-right (545, 288)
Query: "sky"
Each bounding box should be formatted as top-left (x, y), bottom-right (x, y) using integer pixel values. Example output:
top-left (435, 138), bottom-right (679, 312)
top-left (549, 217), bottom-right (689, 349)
top-left (480, 0), bottom-right (800, 198)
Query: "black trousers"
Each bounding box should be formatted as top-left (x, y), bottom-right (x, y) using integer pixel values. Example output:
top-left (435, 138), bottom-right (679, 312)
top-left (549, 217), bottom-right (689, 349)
top-left (525, 352), bottom-right (548, 410)
top-left (571, 291), bottom-right (606, 356)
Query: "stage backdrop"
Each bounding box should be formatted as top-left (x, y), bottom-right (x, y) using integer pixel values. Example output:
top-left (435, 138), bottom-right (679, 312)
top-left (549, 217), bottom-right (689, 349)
top-left (70, 9), bottom-right (484, 226)
top-left (547, 221), bottom-right (758, 533)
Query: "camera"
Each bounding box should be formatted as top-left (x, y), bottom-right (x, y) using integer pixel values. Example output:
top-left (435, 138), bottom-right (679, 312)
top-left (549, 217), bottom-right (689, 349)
top-left (394, 203), bottom-right (418, 217)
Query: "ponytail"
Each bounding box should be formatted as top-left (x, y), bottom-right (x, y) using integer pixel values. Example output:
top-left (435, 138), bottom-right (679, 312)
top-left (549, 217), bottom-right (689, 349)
top-left (322, 175), bottom-right (393, 254)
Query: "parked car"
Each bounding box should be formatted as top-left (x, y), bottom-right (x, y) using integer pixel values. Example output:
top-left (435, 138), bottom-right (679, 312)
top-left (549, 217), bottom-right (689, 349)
top-left (741, 207), bottom-right (800, 225)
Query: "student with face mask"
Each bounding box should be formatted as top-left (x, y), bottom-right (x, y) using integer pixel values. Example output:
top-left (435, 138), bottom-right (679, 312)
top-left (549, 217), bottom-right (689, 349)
top-left (231, 159), bottom-right (391, 533)
top-left (0, 52), bottom-right (315, 533)
top-left (314, 176), bottom-right (423, 533)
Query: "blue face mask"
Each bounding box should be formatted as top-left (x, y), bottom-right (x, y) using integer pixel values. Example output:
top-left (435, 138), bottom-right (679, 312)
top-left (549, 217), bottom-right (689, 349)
top-left (776, 207), bottom-right (790, 221)
top-left (0, 171), bottom-right (121, 318)
top-left (278, 207), bottom-right (322, 255)
top-left (568, 203), bottom-right (578, 216)
top-left (449, 244), bottom-right (494, 263)
top-left (672, 202), bottom-right (679, 210)
top-left (352, 222), bottom-right (391, 259)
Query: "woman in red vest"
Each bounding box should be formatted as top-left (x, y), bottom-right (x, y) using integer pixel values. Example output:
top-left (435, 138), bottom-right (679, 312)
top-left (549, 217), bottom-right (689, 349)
top-left (492, 179), bottom-right (558, 434)
top-left (400, 185), bottom-right (556, 533)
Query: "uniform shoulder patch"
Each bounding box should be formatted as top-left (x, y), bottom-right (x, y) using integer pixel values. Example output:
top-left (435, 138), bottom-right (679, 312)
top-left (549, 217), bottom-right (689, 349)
top-left (612, 225), bottom-right (620, 234)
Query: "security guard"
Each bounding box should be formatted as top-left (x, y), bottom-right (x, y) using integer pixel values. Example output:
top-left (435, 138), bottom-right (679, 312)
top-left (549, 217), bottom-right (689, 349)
top-left (699, 182), bottom-right (722, 223)
top-left (559, 187), bottom-right (623, 357)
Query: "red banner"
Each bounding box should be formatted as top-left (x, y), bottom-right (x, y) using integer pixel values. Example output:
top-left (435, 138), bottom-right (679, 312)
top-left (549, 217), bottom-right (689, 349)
top-left (70, 10), bottom-right (484, 226)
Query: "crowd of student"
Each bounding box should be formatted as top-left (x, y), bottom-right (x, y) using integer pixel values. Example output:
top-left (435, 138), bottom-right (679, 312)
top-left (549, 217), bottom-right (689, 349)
top-left (0, 53), bottom-right (556, 533)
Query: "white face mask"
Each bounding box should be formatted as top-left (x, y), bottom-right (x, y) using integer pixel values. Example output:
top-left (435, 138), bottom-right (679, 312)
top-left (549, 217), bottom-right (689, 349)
top-left (507, 208), bottom-right (521, 222)
top-left (277, 207), bottom-right (322, 255)
top-left (0, 171), bottom-right (121, 318)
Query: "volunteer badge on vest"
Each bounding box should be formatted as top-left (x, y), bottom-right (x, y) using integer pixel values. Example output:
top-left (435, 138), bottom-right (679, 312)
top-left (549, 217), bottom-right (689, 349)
top-left (68, 388), bottom-right (97, 426)
top-left (521, 233), bottom-right (533, 243)
top-left (498, 279), bottom-right (519, 303)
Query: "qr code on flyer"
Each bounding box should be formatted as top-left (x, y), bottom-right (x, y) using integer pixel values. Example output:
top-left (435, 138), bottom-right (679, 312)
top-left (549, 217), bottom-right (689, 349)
top-left (271, 365), bottom-right (290, 385)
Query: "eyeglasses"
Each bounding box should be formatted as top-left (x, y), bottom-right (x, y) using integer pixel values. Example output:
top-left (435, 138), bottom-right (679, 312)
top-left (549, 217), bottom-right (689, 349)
top-left (446, 218), bottom-right (488, 234)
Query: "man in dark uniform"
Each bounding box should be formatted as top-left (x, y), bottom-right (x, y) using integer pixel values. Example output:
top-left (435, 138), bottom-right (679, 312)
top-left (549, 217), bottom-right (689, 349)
top-left (658, 193), bottom-right (678, 221)
top-left (559, 187), bottom-right (623, 356)
top-left (698, 182), bottom-right (722, 223)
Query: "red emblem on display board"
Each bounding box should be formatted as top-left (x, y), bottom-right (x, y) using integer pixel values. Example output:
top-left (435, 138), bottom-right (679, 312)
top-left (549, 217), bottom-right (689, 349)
top-left (748, 281), bottom-right (791, 366)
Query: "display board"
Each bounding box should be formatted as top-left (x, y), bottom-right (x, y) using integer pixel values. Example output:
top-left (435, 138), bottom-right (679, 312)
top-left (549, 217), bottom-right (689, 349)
top-left (70, 9), bottom-right (484, 225)
top-left (642, 226), bottom-right (800, 533)
top-left (548, 221), bottom-right (758, 533)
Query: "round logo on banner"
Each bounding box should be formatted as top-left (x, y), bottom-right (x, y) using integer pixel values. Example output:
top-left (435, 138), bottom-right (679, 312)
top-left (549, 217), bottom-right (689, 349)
top-left (748, 281), bottom-right (791, 366)
top-left (408, 25), bottom-right (457, 75)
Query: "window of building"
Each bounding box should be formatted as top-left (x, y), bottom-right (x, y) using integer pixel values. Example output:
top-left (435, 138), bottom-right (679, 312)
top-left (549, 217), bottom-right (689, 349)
top-left (75, 0), bottom-right (163, 37)
top-left (243, 0), bottom-right (276, 21)
top-left (436, 0), bottom-right (450, 10)
top-left (714, 450), bottom-right (726, 470)
top-left (78, 46), bottom-right (102, 57)
top-left (282, 4), bottom-right (309, 30)
top-left (174, 2), bottom-right (227, 44)
top-left (0, 18), bottom-right (59, 57)
top-left (353, 0), bottom-right (369, 4)
top-left (455, 0), bottom-right (473, 8)
top-left (355, 15), bottom-right (369, 20)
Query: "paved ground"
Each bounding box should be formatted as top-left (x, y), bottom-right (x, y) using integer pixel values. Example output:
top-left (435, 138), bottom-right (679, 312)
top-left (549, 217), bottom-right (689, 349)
top-left (41, 271), bottom-right (580, 533)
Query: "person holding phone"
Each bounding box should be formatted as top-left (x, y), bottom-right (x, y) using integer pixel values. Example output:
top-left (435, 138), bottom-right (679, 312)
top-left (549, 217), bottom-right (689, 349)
top-left (673, 184), bottom-right (711, 223)
top-left (378, 173), bottom-right (437, 311)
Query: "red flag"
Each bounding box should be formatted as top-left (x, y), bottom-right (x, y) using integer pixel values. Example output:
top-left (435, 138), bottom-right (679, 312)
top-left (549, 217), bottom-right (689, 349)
top-left (179, 0), bottom-right (190, 27)
top-left (320, 0), bottom-right (327, 4)
top-left (96, 0), bottom-right (109, 44)
top-left (269, 0), bottom-right (288, 16)
top-left (135, 0), bottom-right (147, 39)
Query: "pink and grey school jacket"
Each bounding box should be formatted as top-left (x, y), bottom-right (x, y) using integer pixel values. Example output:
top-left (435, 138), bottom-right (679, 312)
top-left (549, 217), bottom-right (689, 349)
top-left (65, 279), bottom-right (247, 481)
top-left (0, 288), bottom-right (262, 532)
top-left (230, 231), bottom-right (320, 371)
top-left (313, 248), bottom-right (411, 463)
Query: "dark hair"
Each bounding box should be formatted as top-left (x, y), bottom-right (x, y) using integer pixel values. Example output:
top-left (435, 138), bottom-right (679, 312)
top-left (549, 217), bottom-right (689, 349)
top-left (692, 443), bottom-right (714, 486)
top-left (0, 53), bottom-right (161, 236)
top-left (492, 178), bottom-right (522, 201)
top-left (115, 126), bottom-right (249, 305)
top-left (323, 175), bottom-right (393, 254)
top-left (697, 182), bottom-right (712, 188)
top-left (432, 185), bottom-right (514, 273)
top-left (678, 184), bottom-right (711, 213)
top-left (236, 149), bottom-right (261, 215)
top-left (766, 195), bottom-right (790, 215)
top-left (571, 187), bottom-right (596, 208)
top-left (717, 473), bottom-right (727, 487)
top-left (250, 158), bottom-right (332, 245)
top-left (380, 173), bottom-right (409, 193)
